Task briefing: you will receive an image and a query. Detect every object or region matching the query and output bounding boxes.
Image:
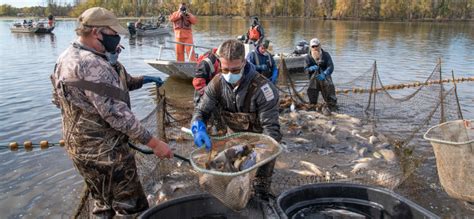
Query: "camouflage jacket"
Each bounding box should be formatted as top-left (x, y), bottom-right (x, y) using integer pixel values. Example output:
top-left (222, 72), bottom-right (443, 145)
top-left (51, 41), bottom-right (152, 145)
top-left (192, 62), bottom-right (281, 142)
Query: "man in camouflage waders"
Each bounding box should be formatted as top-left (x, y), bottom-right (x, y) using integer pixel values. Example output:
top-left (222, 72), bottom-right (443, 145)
top-left (50, 7), bottom-right (172, 218)
top-left (190, 39), bottom-right (281, 203)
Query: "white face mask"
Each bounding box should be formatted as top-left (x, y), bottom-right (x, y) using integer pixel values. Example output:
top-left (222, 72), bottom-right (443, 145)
top-left (222, 63), bottom-right (245, 84)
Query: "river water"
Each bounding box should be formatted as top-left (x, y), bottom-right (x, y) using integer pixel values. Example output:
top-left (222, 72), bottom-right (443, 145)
top-left (0, 17), bottom-right (472, 218)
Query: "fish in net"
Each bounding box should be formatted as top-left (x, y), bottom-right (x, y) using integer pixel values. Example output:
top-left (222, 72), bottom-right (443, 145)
top-left (190, 132), bottom-right (282, 211)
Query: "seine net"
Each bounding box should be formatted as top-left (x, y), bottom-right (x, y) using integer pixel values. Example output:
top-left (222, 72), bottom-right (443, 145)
top-left (274, 56), bottom-right (467, 196)
top-left (76, 57), bottom-right (471, 217)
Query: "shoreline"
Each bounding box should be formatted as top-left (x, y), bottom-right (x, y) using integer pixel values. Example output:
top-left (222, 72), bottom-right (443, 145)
top-left (0, 16), bottom-right (473, 23)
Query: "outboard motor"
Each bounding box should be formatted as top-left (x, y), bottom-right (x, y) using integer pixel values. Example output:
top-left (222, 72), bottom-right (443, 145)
top-left (294, 40), bottom-right (309, 55)
top-left (236, 34), bottom-right (247, 43)
top-left (127, 22), bottom-right (136, 37)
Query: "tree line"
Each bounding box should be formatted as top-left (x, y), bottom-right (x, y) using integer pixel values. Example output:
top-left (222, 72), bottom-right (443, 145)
top-left (1, 0), bottom-right (472, 20)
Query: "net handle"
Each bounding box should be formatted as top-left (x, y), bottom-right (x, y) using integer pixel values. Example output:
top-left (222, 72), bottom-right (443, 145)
top-left (423, 119), bottom-right (473, 145)
top-left (190, 132), bottom-right (283, 177)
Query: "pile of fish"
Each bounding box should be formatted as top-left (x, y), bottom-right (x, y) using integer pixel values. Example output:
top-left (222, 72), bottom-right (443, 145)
top-left (206, 144), bottom-right (258, 172)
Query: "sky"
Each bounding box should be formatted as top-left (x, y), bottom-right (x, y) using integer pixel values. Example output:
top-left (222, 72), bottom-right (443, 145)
top-left (0, 0), bottom-right (75, 7)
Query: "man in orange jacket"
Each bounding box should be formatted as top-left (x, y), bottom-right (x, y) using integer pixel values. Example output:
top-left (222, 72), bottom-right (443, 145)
top-left (169, 3), bottom-right (197, 61)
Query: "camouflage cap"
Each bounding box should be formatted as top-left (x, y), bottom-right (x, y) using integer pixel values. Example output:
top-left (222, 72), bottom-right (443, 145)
top-left (261, 40), bottom-right (270, 49)
top-left (78, 7), bottom-right (128, 35)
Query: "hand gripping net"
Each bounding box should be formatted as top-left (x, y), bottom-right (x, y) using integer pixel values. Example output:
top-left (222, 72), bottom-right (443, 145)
top-left (190, 132), bottom-right (282, 211)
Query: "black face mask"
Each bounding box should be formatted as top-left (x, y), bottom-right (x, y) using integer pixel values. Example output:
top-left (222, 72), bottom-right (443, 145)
top-left (99, 32), bottom-right (121, 53)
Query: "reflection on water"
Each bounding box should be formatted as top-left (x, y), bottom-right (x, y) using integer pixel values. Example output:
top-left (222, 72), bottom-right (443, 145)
top-left (0, 17), bottom-right (472, 218)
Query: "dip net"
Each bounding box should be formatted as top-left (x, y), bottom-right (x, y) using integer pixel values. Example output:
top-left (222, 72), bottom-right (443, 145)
top-left (190, 133), bottom-right (282, 210)
top-left (424, 120), bottom-right (474, 202)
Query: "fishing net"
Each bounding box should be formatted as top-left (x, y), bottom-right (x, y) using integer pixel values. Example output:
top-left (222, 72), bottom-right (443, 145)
top-left (75, 56), bottom-right (472, 217)
top-left (424, 120), bottom-right (474, 202)
top-left (274, 56), bottom-right (470, 203)
top-left (190, 132), bottom-right (282, 210)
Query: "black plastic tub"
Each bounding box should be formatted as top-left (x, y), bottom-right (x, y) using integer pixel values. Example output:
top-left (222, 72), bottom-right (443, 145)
top-left (277, 183), bottom-right (439, 219)
top-left (139, 193), bottom-right (263, 219)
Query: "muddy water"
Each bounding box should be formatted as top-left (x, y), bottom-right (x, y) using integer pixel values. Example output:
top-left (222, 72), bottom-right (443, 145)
top-left (0, 17), bottom-right (473, 218)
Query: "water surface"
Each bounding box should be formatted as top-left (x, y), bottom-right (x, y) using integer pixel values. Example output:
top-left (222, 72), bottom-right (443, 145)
top-left (0, 17), bottom-right (472, 218)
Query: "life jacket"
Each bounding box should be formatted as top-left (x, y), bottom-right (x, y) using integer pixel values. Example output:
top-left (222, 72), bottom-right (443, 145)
top-left (193, 49), bottom-right (220, 104)
top-left (173, 14), bottom-right (192, 30)
top-left (248, 25), bottom-right (261, 41)
top-left (197, 51), bottom-right (219, 78)
top-left (210, 73), bottom-right (268, 133)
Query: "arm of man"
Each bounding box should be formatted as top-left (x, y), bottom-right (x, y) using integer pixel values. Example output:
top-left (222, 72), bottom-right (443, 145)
top-left (191, 76), bottom-right (220, 124)
top-left (270, 56), bottom-right (278, 83)
top-left (258, 25), bottom-right (265, 42)
top-left (270, 55), bottom-right (276, 70)
top-left (246, 51), bottom-right (256, 66)
top-left (126, 74), bottom-right (144, 91)
top-left (245, 30), bottom-right (250, 43)
top-left (303, 55), bottom-right (313, 75)
top-left (83, 62), bottom-right (152, 145)
top-left (324, 53), bottom-right (334, 75)
top-left (192, 61), bottom-right (210, 94)
top-left (116, 62), bottom-right (145, 91)
top-left (187, 13), bottom-right (197, 24)
top-left (255, 82), bottom-right (282, 142)
top-left (169, 11), bottom-right (181, 22)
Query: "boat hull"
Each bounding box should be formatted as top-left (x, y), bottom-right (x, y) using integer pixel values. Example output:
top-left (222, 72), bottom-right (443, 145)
top-left (133, 28), bottom-right (170, 37)
top-left (10, 26), bottom-right (54, 33)
top-left (145, 59), bottom-right (198, 79)
top-left (145, 54), bottom-right (306, 80)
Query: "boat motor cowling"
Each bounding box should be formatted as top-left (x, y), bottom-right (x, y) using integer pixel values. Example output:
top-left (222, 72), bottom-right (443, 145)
top-left (127, 22), bottom-right (136, 36)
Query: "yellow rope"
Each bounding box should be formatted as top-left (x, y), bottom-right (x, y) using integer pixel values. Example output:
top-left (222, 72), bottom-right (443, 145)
top-left (336, 77), bottom-right (474, 94)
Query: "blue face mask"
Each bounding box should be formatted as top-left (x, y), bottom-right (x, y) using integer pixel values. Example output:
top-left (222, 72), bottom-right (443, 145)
top-left (222, 63), bottom-right (245, 84)
top-left (223, 71), bottom-right (242, 84)
top-left (105, 52), bottom-right (119, 65)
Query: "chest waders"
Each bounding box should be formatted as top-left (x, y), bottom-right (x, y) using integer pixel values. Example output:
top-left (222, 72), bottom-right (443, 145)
top-left (51, 52), bottom-right (148, 217)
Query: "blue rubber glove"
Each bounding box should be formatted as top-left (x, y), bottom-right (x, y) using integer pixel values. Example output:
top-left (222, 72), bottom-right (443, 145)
top-left (306, 65), bottom-right (319, 72)
top-left (191, 120), bottom-right (212, 151)
top-left (143, 76), bottom-right (164, 87)
top-left (316, 72), bottom-right (327, 81)
top-left (270, 67), bottom-right (278, 84)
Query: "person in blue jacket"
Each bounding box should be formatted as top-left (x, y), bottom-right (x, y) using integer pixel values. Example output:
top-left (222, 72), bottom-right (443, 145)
top-left (304, 38), bottom-right (337, 112)
top-left (246, 40), bottom-right (278, 84)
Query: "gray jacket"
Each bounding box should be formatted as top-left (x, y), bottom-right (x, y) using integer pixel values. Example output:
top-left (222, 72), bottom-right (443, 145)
top-left (192, 62), bottom-right (281, 142)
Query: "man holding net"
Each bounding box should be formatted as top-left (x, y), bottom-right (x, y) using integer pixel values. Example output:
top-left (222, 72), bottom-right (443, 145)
top-left (190, 39), bottom-right (282, 202)
top-left (50, 7), bottom-right (172, 218)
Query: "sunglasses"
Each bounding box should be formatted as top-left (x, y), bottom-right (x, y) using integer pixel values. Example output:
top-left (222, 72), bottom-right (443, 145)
top-left (311, 45), bottom-right (320, 48)
top-left (221, 63), bottom-right (245, 74)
